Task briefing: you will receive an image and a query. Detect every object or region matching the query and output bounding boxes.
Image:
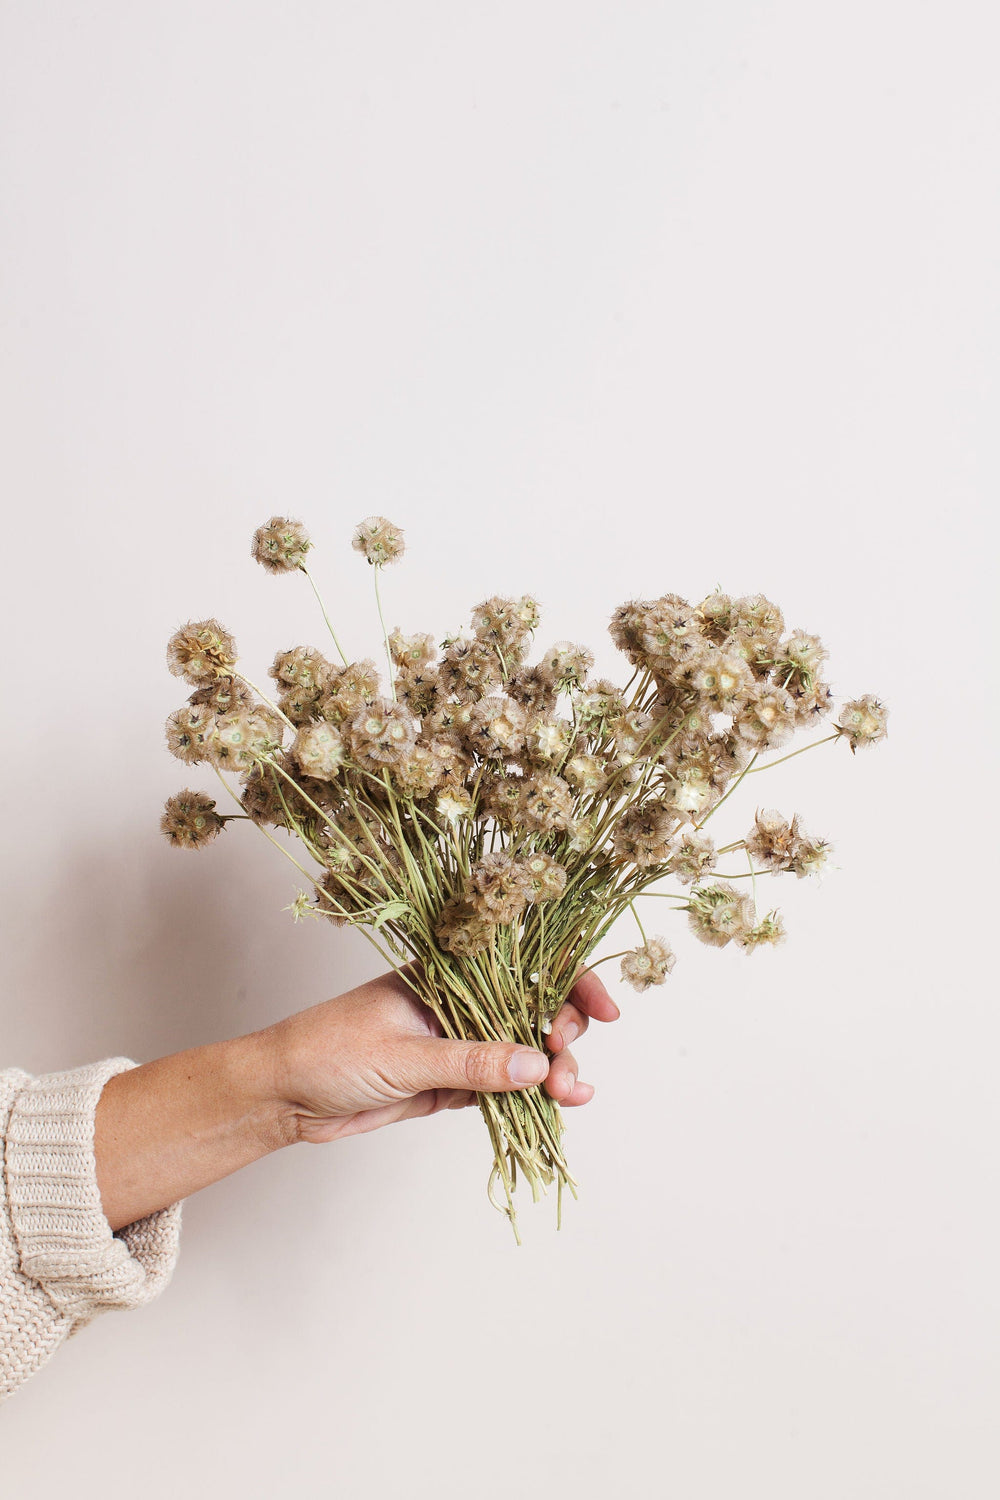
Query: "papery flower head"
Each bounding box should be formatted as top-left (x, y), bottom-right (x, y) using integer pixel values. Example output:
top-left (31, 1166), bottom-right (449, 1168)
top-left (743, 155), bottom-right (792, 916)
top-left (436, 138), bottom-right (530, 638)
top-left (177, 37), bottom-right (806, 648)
top-left (466, 696), bottom-right (527, 758)
top-left (434, 897), bottom-right (496, 957)
top-left (540, 641), bottom-right (595, 691)
top-left (389, 630), bottom-right (436, 670)
top-left (188, 675), bottom-right (253, 715)
top-left (523, 715), bottom-right (575, 766)
top-left (240, 764), bottom-right (287, 826)
top-left (160, 790), bottom-right (226, 849)
top-left (320, 659), bottom-right (382, 723)
top-left (269, 646), bottom-right (336, 695)
top-left (745, 808), bottom-right (832, 878)
top-left (774, 632), bottom-right (828, 693)
top-left (667, 829), bottom-right (718, 886)
top-left (620, 938), bottom-right (676, 992)
top-left (394, 664), bottom-right (440, 719)
top-left (690, 649), bottom-right (754, 710)
top-left (166, 619), bottom-right (238, 685)
top-left (438, 640), bottom-right (504, 700)
top-left (165, 702), bottom-right (217, 764)
top-left (349, 700), bottom-right (417, 766)
top-left (637, 596), bottom-right (705, 680)
top-left (506, 663), bottom-right (559, 717)
top-left (734, 684), bottom-right (798, 750)
top-left (437, 785), bottom-right (475, 825)
top-left (836, 695), bottom-right (888, 752)
top-left (686, 882), bottom-right (756, 948)
top-left (471, 597), bottom-right (535, 660)
top-left (352, 515), bottom-right (405, 566)
top-left (522, 852), bottom-right (568, 902)
top-left (697, 591), bottom-right (735, 643)
top-left (251, 516), bottom-right (312, 574)
top-left (470, 852), bottom-right (534, 924)
top-left (573, 679), bottom-right (625, 727)
top-left (481, 772), bottom-right (525, 829)
top-left (208, 710), bottom-right (281, 770)
top-left (613, 801), bottom-right (675, 868)
top-left (519, 773), bottom-right (575, 834)
top-left (292, 722), bottom-right (346, 782)
top-left (392, 743), bottom-right (448, 799)
top-left (564, 754), bottom-right (608, 795)
top-left (736, 910), bottom-right (787, 950)
top-left (731, 594), bottom-right (784, 642)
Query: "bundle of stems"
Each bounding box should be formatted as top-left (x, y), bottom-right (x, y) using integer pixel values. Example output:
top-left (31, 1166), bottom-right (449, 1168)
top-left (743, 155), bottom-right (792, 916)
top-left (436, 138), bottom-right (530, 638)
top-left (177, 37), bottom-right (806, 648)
top-left (161, 515), bottom-right (887, 1238)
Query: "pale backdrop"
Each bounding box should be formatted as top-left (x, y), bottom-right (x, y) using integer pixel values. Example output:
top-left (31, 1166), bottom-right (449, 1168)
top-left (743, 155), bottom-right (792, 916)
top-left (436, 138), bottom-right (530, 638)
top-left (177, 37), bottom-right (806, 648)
top-left (1, 3), bottom-right (996, 1496)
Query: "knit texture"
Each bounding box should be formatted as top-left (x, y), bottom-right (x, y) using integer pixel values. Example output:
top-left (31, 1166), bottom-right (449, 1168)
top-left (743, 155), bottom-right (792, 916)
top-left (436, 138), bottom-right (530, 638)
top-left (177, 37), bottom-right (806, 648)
top-left (1, 1058), bottom-right (182, 1403)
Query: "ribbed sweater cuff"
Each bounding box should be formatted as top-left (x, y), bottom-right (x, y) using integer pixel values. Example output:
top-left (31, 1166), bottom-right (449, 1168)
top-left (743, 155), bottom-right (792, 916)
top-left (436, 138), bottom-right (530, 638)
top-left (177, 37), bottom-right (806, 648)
top-left (3, 1058), bottom-right (182, 1325)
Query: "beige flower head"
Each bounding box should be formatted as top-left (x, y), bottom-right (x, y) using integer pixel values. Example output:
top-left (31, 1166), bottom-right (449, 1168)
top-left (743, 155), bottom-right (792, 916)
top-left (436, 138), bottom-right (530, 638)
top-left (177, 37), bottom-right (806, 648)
top-left (470, 852), bottom-right (534, 924)
top-left (736, 910), bottom-right (787, 950)
top-left (540, 641), bottom-right (595, 691)
top-left (292, 722), bottom-right (346, 782)
top-left (732, 594), bottom-right (784, 642)
top-left (836, 695), bottom-right (888, 752)
top-left (349, 700), bottom-right (418, 766)
top-left (734, 684), bottom-right (798, 750)
top-left (188, 676), bottom-right (253, 715)
top-left (620, 938), bottom-right (676, 992)
top-left (686, 882), bottom-right (756, 948)
top-left (160, 790), bottom-right (226, 849)
top-left (697, 591), bottom-right (735, 644)
top-left (613, 801), bottom-right (675, 869)
top-left (389, 630), bottom-right (436, 670)
top-left (519, 773), bottom-right (575, 834)
top-left (208, 710), bottom-right (281, 771)
top-left (251, 516), bottom-right (312, 574)
top-left (434, 897), bottom-right (496, 958)
top-left (690, 649), bottom-right (754, 710)
top-left (774, 632), bottom-right (828, 693)
top-left (394, 664), bottom-right (440, 719)
top-left (166, 619), bottom-right (238, 685)
top-left (745, 808), bottom-right (832, 878)
top-left (522, 852), bottom-right (567, 902)
top-left (481, 772), bottom-right (525, 830)
top-left (564, 754), bottom-right (608, 795)
top-left (667, 829), bottom-right (718, 886)
top-left (165, 702), bottom-right (217, 764)
top-left (352, 515), bottom-right (405, 566)
top-left (437, 785), bottom-right (475, 825)
top-left (269, 646), bottom-right (335, 695)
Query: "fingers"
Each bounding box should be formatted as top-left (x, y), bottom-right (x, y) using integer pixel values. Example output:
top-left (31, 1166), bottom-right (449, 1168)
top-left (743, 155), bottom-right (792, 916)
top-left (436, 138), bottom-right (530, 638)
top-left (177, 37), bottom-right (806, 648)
top-left (543, 1045), bottom-right (595, 1106)
top-left (547, 1000), bottom-right (588, 1054)
top-left (566, 967), bottom-right (621, 1024)
top-left (406, 1035), bottom-right (550, 1095)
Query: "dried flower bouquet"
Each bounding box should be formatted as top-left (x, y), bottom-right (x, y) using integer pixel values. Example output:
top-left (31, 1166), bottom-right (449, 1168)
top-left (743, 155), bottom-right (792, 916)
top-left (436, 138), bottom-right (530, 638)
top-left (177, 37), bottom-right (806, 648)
top-left (162, 515), bottom-right (887, 1238)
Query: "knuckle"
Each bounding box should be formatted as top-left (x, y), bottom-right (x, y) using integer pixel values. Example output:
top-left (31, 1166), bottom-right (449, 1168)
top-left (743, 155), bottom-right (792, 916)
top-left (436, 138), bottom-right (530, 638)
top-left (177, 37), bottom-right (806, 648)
top-left (462, 1043), bottom-right (500, 1091)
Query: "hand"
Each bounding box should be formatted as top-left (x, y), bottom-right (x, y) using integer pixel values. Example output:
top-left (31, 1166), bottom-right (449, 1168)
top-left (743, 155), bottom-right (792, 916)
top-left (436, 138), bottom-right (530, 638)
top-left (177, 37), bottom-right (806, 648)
top-left (269, 966), bottom-right (621, 1146)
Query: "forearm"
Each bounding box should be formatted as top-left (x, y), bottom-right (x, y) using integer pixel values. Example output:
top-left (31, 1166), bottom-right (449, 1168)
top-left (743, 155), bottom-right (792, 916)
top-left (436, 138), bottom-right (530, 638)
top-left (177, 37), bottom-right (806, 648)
top-left (94, 1028), bottom-right (293, 1232)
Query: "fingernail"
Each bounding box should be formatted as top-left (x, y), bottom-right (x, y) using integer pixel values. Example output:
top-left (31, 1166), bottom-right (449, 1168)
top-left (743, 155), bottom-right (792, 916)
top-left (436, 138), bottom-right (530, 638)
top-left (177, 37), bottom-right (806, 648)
top-left (563, 1073), bottom-right (577, 1098)
top-left (507, 1050), bottom-right (548, 1086)
top-left (562, 1021), bottom-right (579, 1046)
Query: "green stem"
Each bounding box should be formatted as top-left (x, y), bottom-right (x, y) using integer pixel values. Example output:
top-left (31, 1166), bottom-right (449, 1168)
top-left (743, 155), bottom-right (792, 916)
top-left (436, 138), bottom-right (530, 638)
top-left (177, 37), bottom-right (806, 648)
top-left (372, 564), bottom-right (397, 702)
top-left (743, 732), bottom-right (839, 774)
top-left (300, 566), bottom-right (349, 666)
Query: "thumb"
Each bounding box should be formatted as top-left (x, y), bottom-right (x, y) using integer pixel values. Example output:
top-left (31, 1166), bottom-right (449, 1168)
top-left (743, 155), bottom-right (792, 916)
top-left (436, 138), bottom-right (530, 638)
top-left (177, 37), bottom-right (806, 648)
top-left (405, 1035), bottom-right (550, 1095)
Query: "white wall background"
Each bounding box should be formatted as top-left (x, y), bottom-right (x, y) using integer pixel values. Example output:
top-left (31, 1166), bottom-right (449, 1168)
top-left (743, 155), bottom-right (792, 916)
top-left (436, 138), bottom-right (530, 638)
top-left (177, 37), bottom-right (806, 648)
top-left (1, 2), bottom-right (996, 1495)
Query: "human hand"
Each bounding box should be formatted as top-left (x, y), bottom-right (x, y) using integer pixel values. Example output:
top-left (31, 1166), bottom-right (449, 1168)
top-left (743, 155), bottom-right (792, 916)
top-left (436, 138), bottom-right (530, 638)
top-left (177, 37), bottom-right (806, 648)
top-left (268, 966), bottom-right (621, 1146)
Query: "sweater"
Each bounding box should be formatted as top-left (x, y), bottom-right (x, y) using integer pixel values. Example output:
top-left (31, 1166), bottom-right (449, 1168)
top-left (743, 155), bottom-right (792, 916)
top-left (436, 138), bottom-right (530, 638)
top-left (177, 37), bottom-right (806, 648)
top-left (1, 1057), bottom-right (182, 1403)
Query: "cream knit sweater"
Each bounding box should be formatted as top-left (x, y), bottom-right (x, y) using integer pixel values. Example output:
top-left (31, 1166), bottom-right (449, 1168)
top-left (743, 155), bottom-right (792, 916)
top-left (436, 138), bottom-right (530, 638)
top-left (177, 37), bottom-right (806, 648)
top-left (1, 1057), bottom-right (182, 1403)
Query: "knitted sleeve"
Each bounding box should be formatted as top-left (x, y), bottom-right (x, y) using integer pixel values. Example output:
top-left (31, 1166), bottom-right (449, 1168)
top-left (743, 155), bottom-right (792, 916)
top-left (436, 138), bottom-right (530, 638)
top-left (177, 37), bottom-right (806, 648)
top-left (1, 1058), bottom-right (183, 1403)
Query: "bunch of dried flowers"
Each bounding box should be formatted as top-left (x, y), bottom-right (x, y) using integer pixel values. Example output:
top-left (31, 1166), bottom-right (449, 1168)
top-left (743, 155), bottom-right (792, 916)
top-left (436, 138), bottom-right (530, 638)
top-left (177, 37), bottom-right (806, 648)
top-left (161, 514), bottom-right (887, 1237)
